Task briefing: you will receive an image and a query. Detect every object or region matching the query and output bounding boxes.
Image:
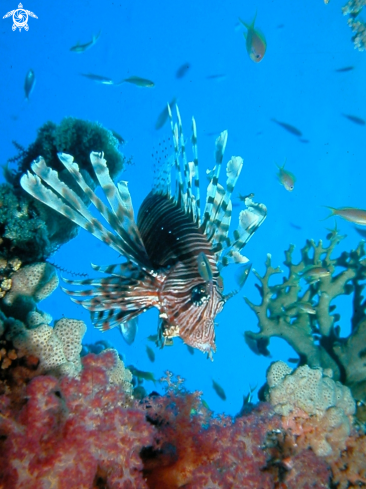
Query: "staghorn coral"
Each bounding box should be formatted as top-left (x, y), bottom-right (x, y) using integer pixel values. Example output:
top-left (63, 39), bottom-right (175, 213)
top-left (266, 362), bottom-right (355, 457)
top-left (244, 231), bottom-right (366, 405)
top-left (1, 262), bottom-right (59, 321)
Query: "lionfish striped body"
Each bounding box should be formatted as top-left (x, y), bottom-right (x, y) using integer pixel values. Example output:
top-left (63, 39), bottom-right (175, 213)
top-left (21, 106), bottom-right (267, 356)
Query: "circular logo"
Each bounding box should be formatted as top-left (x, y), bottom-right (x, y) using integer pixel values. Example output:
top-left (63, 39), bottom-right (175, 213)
top-left (12, 8), bottom-right (28, 31)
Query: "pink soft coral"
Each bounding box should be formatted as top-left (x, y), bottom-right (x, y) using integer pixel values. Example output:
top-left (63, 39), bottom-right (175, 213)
top-left (0, 351), bottom-right (154, 489)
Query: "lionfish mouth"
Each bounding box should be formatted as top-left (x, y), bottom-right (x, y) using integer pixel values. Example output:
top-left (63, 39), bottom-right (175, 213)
top-left (20, 104), bottom-right (267, 357)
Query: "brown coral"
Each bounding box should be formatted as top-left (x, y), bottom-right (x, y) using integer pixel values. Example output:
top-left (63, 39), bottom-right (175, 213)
top-left (244, 232), bottom-right (366, 405)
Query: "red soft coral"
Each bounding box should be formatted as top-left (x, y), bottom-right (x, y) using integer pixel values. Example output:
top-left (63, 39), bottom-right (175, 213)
top-left (0, 352), bottom-right (154, 489)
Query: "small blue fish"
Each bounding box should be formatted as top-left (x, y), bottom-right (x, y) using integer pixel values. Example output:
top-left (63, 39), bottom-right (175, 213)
top-left (335, 66), bottom-right (354, 73)
top-left (271, 118), bottom-right (302, 137)
top-left (24, 69), bottom-right (36, 100)
top-left (128, 366), bottom-right (157, 385)
top-left (155, 97), bottom-right (178, 130)
top-left (146, 345), bottom-right (155, 362)
top-left (119, 76), bottom-right (155, 88)
top-left (118, 317), bottom-right (138, 345)
top-left (342, 113), bottom-right (365, 126)
top-left (206, 74), bottom-right (227, 81)
top-left (234, 261), bottom-right (252, 289)
top-left (70, 31), bottom-right (101, 53)
top-left (176, 62), bottom-right (191, 79)
top-left (80, 73), bottom-right (114, 85)
top-left (243, 384), bottom-right (257, 405)
top-left (197, 252), bottom-right (213, 282)
top-left (212, 379), bottom-right (226, 400)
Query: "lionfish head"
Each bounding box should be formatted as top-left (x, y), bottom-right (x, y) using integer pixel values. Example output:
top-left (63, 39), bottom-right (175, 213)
top-left (158, 260), bottom-right (225, 355)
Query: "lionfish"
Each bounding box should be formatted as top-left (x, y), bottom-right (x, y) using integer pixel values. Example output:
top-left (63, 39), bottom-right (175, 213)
top-left (21, 106), bottom-right (267, 357)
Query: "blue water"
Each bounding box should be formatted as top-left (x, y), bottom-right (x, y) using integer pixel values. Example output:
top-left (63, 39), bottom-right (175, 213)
top-left (1, 0), bottom-right (365, 415)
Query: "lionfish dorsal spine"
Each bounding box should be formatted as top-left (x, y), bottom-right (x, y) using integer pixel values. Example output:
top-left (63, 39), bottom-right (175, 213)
top-left (211, 156), bottom-right (244, 247)
top-left (168, 105), bottom-right (184, 204)
top-left (191, 117), bottom-right (201, 223)
top-left (202, 130), bottom-right (228, 233)
top-left (167, 105), bottom-right (200, 222)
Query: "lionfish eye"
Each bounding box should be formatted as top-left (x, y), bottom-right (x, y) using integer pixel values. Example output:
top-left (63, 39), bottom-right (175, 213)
top-left (191, 285), bottom-right (210, 307)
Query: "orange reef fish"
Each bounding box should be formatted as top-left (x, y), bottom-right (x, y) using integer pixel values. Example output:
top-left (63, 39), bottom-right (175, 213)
top-left (21, 105), bottom-right (267, 357)
top-left (239, 13), bottom-right (267, 63)
top-left (301, 267), bottom-right (330, 284)
top-left (325, 206), bottom-right (366, 225)
top-left (276, 161), bottom-right (296, 191)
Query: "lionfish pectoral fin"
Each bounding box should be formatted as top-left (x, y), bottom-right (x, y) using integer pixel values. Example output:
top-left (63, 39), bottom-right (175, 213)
top-left (21, 153), bottom-right (151, 270)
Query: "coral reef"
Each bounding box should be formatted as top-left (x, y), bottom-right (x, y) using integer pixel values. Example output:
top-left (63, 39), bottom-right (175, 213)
top-left (0, 184), bottom-right (56, 264)
top-left (244, 231), bottom-right (366, 405)
top-left (9, 117), bottom-right (125, 187)
top-left (342, 0), bottom-right (366, 51)
top-left (2, 329), bottom-right (366, 488)
top-left (3, 118), bottom-right (127, 261)
top-left (1, 262), bottom-right (59, 321)
top-left (264, 362), bottom-right (366, 488)
top-left (0, 350), bottom-right (149, 489)
top-left (266, 362), bottom-right (355, 456)
top-left (8, 314), bottom-right (86, 377)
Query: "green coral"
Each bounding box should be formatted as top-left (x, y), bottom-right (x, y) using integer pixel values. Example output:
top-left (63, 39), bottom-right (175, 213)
top-left (244, 230), bottom-right (366, 405)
